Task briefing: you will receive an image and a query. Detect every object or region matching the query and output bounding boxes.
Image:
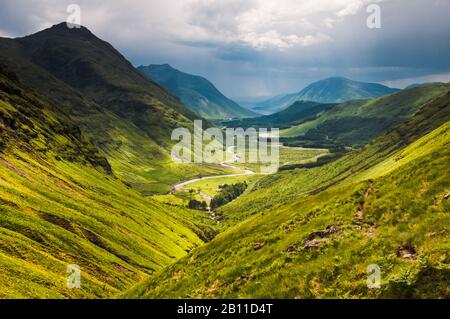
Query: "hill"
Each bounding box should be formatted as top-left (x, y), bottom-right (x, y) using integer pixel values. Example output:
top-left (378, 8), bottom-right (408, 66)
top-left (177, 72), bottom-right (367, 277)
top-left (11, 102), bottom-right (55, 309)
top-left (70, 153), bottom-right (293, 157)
top-left (281, 83), bottom-right (450, 147)
top-left (138, 64), bottom-right (257, 119)
top-left (0, 23), bottom-right (233, 194)
top-left (249, 93), bottom-right (298, 115)
top-left (249, 77), bottom-right (399, 114)
top-left (222, 101), bottom-right (337, 129)
top-left (125, 85), bottom-right (450, 299)
top-left (296, 77), bottom-right (399, 103)
top-left (0, 65), bottom-right (215, 298)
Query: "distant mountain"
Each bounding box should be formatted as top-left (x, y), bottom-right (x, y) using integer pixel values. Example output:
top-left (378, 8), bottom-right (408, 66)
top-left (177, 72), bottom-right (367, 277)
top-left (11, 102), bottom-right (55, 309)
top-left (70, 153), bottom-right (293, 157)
top-left (250, 77), bottom-right (399, 114)
top-left (281, 83), bottom-right (450, 147)
top-left (223, 101), bottom-right (337, 129)
top-left (295, 77), bottom-right (400, 103)
top-left (138, 64), bottom-right (257, 119)
top-left (232, 96), bottom-right (272, 112)
top-left (249, 93), bottom-right (298, 115)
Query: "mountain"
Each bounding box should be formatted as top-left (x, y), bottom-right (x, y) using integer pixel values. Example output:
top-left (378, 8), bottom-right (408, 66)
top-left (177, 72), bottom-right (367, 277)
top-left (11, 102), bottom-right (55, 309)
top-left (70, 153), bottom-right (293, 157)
top-left (0, 23), bottom-right (233, 194)
top-left (138, 64), bottom-right (257, 119)
top-left (222, 101), bottom-right (337, 129)
top-left (405, 82), bottom-right (444, 90)
top-left (281, 83), bottom-right (450, 147)
top-left (249, 77), bottom-right (399, 114)
top-left (295, 77), bottom-right (400, 103)
top-left (125, 85), bottom-right (450, 299)
top-left (0, 64), bottom-right (214, 298)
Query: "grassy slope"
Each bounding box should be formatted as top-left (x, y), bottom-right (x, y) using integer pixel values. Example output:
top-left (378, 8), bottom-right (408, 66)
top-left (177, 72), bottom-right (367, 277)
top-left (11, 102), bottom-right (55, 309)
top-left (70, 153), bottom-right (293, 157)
top-left (281, 84), bottom-right (450, 146)
top-left (125, 90), bottom-right (450, 299)
top-left (0, 24), bottom-right (233, 194)
top-left (0, 70), bottom-right (215, 298)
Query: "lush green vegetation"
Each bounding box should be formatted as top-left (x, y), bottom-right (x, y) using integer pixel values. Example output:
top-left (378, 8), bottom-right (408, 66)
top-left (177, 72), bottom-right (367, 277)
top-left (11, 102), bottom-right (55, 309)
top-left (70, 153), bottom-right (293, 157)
top-left (0, 67), bottom-right (215, 298)
top-left (221, 101), bottom-right (337, 129)
top-left (278, 151), bottom-right (346, 171)
top-left (0, 23), bottom-right (234, 195)
top-left (1, 23), bottom-right (449, 300)
top-left (210, 182), bottom-right (248, 210)
top-left (188, 199), bottom-right (208, 211)
top-left (181, 175), bottom-right (262, 199)
top-left (125, 89), bottom-right (450, 298)
top-left (281, 83), bottom-right (450, 147)
top-left (231, 146), bottom-right (329, 173)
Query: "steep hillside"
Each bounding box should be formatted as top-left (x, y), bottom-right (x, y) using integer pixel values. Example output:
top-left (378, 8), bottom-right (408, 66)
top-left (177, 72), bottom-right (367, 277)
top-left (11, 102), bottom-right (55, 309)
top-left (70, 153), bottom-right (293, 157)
top-left (0, 23), bottom-right (233, 194)
top-left (125, 88), bottom-right (450, 299)
top-left (138, 64), bottom-right (257, 119)
top-left (222, 101), bottom-right (337, 129)
top-left (0, 66), bottom-right (215, 298)
top-left (281, 83), bottom-right (450, 147)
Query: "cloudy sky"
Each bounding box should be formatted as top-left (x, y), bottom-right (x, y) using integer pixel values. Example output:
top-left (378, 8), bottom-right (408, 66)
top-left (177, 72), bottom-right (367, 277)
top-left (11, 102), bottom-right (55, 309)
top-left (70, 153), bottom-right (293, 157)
top-left (0, 0), bottom-right (449, 98)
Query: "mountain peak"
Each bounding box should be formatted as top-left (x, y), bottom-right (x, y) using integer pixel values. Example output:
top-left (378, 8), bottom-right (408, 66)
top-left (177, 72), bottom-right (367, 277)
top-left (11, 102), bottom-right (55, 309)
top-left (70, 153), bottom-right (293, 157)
top-left (324, 76), bottom-right (350, 80)
top-left (321, 77), bottom-right (353, 83)
top-left (153, 63), bottom-right (177, 71)
top-left (296, 77), bottom-right (399, 103)
top-left (51, 22), bottom-right (92, 32)
top-left (21, 22), bottom-right (95, 40)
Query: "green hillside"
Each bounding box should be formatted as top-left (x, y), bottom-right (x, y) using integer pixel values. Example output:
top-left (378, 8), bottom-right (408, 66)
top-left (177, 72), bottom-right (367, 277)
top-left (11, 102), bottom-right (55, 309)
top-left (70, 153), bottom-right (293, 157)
top-left (222, 101), bottom-right (337, 129)
top-left (0, 65), bottom-right (216, 298)
top-left (125, 88), bottom-right (450, 299)
top-left (0, 23), bottom-right (232, 194)
top-left (1, 21), bottom-right (449, 302)
top-left (138, 64), bottom-right (257, 119)
top-left (281, 83), bottom-right (450, 147)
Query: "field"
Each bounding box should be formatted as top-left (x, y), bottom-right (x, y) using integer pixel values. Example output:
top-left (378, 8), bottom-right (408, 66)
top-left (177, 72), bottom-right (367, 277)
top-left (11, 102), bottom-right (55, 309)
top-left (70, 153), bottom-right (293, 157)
top-left (230, 146), bottom-right (329, 173)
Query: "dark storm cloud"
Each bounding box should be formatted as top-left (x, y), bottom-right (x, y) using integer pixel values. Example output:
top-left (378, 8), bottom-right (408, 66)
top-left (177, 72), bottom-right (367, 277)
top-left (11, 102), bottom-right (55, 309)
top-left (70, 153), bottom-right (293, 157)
top-left (213, 45), bottom-right (263, 62)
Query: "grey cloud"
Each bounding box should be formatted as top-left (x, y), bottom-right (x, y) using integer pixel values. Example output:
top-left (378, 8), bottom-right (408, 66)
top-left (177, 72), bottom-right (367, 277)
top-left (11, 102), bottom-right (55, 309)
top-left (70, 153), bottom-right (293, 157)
top-left (0, 0), bottom-right (449, 97)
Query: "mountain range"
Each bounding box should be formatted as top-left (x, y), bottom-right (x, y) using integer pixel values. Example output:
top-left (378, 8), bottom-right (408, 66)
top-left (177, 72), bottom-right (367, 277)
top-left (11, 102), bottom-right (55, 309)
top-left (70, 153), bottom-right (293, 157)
top-left (138, 64), bottom-right (257, 119)
top-left (250, 77), bottom-right (399, 114)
